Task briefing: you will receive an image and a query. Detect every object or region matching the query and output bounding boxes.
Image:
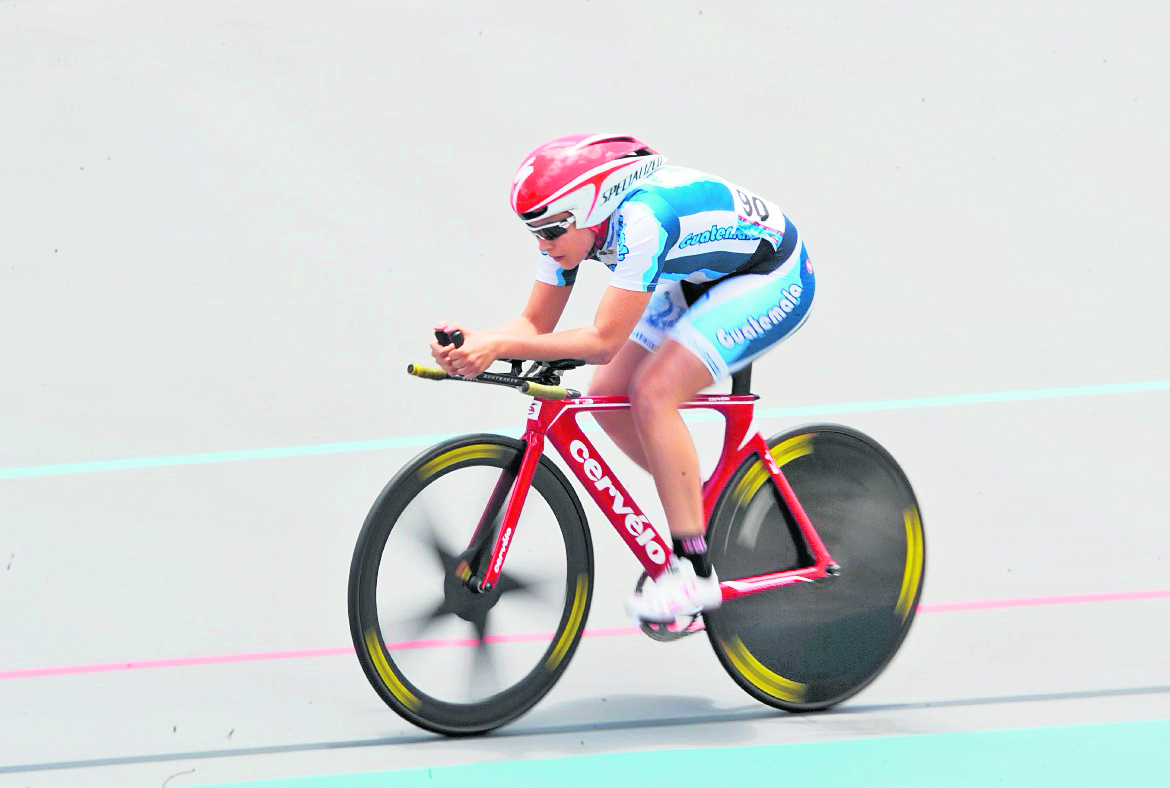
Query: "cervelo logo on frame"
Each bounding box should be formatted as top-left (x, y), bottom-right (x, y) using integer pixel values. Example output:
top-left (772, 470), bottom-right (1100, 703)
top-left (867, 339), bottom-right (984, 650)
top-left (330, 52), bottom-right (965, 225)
top-left (492, 527), bottom-right (513, 575)
top-left (568, 439), bottom-right (666, 565)
top-left (716, 284), bottom-right (803, 349)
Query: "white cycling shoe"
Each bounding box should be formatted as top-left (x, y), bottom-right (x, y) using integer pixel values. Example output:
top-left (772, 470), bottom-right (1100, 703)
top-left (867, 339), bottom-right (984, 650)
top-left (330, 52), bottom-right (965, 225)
top-left (628, 558), bottom-right (722, 625)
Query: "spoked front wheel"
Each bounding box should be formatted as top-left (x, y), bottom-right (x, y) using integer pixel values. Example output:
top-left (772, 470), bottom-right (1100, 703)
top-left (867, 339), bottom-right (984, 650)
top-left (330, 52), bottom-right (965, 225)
top-left (705, 424), bottom-right (924, 711)
top-left (348, 434), bottom-right (593, 735)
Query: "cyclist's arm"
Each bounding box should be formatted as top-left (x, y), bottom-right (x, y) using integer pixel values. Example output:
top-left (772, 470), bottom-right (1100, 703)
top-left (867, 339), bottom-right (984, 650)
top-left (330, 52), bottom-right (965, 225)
top-left (433, 280), bottom-right (580, 377)
top-left (489, 285), bottom-right (651, 365)
top-left (483, 280), bottom-right (573, 337)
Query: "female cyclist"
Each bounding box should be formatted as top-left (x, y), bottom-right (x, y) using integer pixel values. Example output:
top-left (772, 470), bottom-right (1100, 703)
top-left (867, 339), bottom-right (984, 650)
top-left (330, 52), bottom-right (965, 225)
top-left (430, 133), bottom-right (815, 624)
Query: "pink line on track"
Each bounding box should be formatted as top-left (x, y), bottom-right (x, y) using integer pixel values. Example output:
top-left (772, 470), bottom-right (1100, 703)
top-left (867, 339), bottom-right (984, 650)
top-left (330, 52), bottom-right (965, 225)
top-left (0, 647), bottom-right (355, 681)
top-left (3, 591), bottom-right (1167, 683)
top-left (917, 588), bottom-right (1170, 614)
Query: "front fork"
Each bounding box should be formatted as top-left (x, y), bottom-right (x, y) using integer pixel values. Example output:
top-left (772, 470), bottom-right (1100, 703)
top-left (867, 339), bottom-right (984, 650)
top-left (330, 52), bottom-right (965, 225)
top-left (458, 436), bottom-right (543, 592)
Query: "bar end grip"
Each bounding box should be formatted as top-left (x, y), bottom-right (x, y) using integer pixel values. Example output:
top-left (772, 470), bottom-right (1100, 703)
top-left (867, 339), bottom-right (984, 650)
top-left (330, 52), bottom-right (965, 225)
top-left (407, 364), bottom-right (450, 380)
top-left (520, 381), bottom-right (580, 400)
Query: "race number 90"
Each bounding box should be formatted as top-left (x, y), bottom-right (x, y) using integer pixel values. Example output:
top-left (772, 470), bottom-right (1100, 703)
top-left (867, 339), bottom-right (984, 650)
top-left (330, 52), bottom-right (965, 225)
top-left (736, 189), bottom-right (771, 222)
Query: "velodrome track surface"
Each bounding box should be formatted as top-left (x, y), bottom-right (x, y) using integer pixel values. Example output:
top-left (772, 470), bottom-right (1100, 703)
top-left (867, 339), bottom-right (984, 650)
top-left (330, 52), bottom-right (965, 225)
top-left (2, 2), bottom-right (1168, 785)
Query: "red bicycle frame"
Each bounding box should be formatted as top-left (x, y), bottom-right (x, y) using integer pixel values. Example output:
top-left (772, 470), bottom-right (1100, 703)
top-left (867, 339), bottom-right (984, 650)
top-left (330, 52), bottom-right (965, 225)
top-left (475, 393), bottom-right (836, 604)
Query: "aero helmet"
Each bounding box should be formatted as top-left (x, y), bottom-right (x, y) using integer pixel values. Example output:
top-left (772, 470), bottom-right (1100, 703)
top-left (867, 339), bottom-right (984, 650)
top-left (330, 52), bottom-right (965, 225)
top-left (510, 134), bottom-right (666, 230)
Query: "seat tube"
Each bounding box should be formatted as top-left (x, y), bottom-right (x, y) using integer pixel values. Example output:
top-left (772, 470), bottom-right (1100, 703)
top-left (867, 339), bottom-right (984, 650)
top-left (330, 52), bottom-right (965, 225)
top-left (690, 398), bottom-right (758, 522)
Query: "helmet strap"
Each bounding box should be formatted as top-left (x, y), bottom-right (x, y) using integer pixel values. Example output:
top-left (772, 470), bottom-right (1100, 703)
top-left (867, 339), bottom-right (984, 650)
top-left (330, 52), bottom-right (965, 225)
top-left (587, 218), bottom-right (611, 258)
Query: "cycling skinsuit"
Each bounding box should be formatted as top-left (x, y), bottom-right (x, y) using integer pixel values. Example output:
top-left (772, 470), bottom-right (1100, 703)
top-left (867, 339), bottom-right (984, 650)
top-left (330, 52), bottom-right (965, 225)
top-left (533, 165), bottom-right (815, 381)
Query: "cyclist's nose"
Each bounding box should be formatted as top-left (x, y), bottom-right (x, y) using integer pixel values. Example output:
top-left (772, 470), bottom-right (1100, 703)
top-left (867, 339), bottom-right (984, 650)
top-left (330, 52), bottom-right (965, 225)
top-left (538, 237), bottom-right (555, 253)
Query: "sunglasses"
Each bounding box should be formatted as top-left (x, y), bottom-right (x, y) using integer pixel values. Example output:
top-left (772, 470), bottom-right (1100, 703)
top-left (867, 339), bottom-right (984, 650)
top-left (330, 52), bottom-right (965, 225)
top-left (525, 217), bottom-right (573, 241)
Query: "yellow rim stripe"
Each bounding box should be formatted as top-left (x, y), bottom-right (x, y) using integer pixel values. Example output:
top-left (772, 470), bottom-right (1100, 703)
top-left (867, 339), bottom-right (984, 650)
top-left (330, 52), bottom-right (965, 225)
top-left (364, 628), bottom-right (420, 712)
top-left (895, 506), bottom-right (925, 621)
top-left (417, 444), bottom-right (505, 481)
top-left (733, 434), bottom-right (814, 506)
top-left (733, 461), bottom-right (769, 506)
top-left (770, 434), bottom-right (814, 468)
top-left (722, 635), bottom-right (806, 702)
top-left (546, 573), bottom-right (589, 670)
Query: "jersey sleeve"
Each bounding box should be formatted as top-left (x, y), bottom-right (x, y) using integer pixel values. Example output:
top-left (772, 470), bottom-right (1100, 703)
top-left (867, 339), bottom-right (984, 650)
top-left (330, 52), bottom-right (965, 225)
top-left (534, 255), bottom-right (579, 287)
top-left (605, 199), bottom-right (674, 292)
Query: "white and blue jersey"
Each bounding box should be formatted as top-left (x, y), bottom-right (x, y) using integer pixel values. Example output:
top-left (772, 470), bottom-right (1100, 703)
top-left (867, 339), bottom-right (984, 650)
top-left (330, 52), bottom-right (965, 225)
top-left (534, 166), bottom-right (816, 382)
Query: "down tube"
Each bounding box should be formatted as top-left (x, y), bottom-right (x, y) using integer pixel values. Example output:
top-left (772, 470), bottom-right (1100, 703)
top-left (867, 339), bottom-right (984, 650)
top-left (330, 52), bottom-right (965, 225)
top-left (546, 415), bottom-right (673, 577)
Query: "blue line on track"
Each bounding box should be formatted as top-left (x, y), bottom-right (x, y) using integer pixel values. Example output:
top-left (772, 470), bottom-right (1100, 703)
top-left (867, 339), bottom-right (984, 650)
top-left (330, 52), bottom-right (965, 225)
top-left (3, 379), bottom-right (1167, 480)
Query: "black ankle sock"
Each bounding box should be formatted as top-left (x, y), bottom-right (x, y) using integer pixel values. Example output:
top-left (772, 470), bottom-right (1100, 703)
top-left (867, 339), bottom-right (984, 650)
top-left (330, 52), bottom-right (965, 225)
top-left (674, 536), bottom-right (711, 578)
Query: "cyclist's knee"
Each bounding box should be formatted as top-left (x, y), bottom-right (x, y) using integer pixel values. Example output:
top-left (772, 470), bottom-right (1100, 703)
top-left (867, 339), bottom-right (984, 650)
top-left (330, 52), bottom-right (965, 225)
top-left (630, 346), bottom-right (709, 413)
top-left (629, 369), bottom-right (684, 413)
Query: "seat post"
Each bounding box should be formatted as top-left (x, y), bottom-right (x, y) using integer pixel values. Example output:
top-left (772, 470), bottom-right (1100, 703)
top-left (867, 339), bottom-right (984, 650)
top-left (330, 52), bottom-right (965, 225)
top-left (730, 364), bottom-right (752, 396)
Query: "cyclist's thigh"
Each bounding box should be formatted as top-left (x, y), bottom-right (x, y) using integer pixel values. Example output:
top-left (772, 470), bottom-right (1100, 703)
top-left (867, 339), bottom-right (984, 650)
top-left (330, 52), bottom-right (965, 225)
top-left (589, 339), bottom-right (651, 396)
top-left (630, 338), bottom-right (717, 406)
top-left (669, 244), bottom-right (816, 381)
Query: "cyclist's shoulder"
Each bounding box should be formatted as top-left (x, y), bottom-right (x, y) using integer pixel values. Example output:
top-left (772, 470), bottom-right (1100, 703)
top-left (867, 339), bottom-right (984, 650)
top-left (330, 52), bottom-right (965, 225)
top-left (636, 165), bottom-right (731, 195)
top-left (621, 165), bottom-right (739, 217)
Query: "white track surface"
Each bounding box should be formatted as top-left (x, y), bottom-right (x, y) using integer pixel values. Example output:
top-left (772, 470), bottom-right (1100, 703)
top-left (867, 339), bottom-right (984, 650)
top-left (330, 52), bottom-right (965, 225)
top-left (2, 2), bottom-right (1169, 786)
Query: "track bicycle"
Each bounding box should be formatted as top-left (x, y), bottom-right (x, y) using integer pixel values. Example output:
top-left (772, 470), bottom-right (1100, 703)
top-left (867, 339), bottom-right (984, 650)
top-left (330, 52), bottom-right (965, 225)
top-left (348, 330), bottom-right (925, 736)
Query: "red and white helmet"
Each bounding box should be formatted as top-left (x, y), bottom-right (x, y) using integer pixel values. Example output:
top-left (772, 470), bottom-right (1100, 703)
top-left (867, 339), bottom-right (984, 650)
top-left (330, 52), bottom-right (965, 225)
top-left (510, 134), bottom-right (666, 229)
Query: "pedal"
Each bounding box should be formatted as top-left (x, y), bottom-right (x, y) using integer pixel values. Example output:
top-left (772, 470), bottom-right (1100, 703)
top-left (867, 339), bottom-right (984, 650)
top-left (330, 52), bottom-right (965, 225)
top-left (639, 612), bottom-right (705, 642)
top-left (633, 571), bottom-right (706, 642)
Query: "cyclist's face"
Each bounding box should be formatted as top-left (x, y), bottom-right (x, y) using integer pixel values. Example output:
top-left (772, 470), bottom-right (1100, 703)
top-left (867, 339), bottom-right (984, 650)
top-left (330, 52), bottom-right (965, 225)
top-left (533, 213), bottom-right (596, 269)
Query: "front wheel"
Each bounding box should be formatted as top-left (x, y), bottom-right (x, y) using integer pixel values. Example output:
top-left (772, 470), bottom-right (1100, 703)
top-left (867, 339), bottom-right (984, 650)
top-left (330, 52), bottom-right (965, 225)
top-left (704, 425), bottom-right (924, 712)
top-left (348, 434), bottom-right (594, 735)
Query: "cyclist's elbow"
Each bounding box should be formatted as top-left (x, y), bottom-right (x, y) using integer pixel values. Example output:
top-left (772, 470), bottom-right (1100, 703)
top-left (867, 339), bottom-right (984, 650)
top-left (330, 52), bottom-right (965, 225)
top-left (591, 338), bottom-right (626, 365)
top-left (591, 348), bottom-right (617, 365)
top-left (584, 324), bottom-right (629, 365)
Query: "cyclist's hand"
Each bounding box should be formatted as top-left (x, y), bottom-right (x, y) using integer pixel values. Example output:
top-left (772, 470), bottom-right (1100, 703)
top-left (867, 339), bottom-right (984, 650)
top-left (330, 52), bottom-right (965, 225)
top-left (446, 332), bottom-right (501, 379)
top-left (431, 323), bottom-right (500, 379)
top-left (429, 322), bottom-right (465, 375)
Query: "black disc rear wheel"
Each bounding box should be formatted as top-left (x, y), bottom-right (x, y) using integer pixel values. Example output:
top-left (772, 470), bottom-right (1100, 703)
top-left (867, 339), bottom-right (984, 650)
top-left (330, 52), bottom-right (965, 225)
top-left (705, 425), bottom-right (924, 711)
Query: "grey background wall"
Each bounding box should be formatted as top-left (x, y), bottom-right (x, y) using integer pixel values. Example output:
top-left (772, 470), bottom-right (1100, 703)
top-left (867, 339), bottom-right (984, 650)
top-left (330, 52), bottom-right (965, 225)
top-left (2, 2), bottom-right (1168, 785)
